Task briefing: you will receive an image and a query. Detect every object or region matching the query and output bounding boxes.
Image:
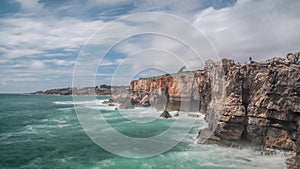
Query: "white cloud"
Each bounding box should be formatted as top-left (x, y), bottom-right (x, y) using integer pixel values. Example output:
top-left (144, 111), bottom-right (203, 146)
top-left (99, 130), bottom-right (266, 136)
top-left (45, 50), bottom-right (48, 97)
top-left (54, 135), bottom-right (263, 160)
top-left (0, 16), bottom-right (105, 59)
top-left (114, 42), bottom-right (143, 55)
top-left (31, 60), bottom-right (45, 69)
top-left (193, 0), bottom-right (300, 62)
top-left (8, 59), bottom-right (75, 70)
top-left (44, 59), bottom-right (76, 66)
top-left (99, 58), bottom-right (124, 66)
top-left (0, 77), bottom-right (39, 87)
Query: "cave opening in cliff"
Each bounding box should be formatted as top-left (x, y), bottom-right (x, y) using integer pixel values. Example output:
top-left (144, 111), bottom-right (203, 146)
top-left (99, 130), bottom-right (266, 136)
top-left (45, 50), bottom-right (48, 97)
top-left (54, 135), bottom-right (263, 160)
top-left (241, 77), bottom-right (250, 141)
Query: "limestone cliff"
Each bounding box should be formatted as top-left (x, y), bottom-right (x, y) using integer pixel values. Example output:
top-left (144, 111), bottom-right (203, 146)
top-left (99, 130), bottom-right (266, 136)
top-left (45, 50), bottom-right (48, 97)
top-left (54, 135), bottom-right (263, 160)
top-left (130, 70), bottom-right (210, 112)
top-left (129, 52), bottom-right (300, 168)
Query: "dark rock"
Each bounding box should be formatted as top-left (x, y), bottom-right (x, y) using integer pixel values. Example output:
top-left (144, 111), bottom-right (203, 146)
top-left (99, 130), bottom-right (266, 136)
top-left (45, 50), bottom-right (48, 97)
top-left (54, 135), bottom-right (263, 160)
top-left (160, 110), bottom-right (172, 118)
top-left (261, 148), bottom-right (277, 156)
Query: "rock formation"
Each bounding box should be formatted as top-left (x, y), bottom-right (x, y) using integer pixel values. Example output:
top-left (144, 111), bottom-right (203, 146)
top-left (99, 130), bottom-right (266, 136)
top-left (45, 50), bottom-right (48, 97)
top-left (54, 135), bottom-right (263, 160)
top-left (129, 52), bottom-right (300, 168)
top-left (160, 110), bottom-right (172, 118)
top-left (130, 71), bottom-right (209, 112)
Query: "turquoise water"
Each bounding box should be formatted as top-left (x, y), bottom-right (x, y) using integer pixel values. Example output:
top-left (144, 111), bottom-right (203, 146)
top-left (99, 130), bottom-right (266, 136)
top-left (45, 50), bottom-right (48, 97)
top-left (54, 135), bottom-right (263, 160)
top-left (0, 94), bottom-right (287, 169)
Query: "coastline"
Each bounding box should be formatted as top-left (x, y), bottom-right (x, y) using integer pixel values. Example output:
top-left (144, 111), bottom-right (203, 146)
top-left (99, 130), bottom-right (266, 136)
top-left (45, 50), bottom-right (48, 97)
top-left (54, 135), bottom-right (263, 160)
top-left (30, 86), bottom-right (129, 96)
top-left (29, 52), bottom-right (300, 168)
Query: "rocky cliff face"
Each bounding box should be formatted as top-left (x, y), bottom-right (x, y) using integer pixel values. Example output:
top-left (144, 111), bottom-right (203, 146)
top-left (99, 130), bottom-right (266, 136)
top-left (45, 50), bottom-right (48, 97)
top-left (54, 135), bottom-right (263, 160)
top-left (130, 71), bottom-right (210, 112)
top-left (129, 52), bottom-right (300, 168)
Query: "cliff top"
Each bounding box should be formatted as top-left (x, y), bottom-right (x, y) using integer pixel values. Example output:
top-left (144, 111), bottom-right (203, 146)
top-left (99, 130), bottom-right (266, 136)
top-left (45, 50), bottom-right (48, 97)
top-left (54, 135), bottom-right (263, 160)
top-left (135, 52), bottom-right (300, 81)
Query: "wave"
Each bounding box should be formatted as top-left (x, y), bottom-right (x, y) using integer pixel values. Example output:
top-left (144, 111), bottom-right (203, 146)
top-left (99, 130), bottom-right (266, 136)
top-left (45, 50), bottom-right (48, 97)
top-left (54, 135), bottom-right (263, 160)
top-left (53, 98), bottom-right (123, 106)
top-left (53, 100), bottom-right (96, 105)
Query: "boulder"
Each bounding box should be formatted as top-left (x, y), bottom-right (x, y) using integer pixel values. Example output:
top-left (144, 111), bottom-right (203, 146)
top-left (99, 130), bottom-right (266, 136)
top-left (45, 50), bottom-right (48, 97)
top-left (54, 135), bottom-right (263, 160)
top-left (160, 110), bottom-right (172, 118)
top-left (103, 99), bottom-right (113, 104)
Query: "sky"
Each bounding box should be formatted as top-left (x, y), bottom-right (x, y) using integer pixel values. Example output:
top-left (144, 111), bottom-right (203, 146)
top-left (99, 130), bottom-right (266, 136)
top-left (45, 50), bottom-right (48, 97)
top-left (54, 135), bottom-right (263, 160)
top-left (0, 0), bottom-right (300, 93)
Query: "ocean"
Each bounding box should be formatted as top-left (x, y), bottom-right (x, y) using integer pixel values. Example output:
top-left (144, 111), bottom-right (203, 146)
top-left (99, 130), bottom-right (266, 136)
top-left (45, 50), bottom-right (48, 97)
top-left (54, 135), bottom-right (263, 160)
top-left (0, 94), bottom-right (287, 169)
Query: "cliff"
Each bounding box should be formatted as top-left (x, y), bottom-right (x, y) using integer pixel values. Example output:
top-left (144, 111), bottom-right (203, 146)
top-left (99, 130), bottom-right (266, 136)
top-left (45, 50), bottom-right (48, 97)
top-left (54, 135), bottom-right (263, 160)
top-left (129, 52), bottom-right (300, 168)
top-left (130, 70), bottom-right (211, 112)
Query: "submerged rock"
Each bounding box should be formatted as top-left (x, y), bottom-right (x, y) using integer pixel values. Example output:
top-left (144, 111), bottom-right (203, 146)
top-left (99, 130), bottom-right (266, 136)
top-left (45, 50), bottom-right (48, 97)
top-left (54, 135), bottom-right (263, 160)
top-left (160, 110), bottom-right (172, 118)
top-left (261, 148), bottom-right (277, 156)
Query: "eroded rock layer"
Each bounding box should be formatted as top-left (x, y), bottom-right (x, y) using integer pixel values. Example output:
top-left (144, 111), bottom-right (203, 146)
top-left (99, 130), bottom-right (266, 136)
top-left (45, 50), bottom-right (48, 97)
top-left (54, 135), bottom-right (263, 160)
top-left (130, 71), bottom-right (211, 112)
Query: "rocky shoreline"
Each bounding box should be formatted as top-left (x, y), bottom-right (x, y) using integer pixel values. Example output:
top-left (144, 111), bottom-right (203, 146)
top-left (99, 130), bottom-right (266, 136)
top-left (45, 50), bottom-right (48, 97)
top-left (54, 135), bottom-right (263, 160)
top-left (121, 52), bottom-right (300, 168)
top-left (32, 52), bottom-right (300, 168)
top-left (31, 85), bottom-right (129, 96)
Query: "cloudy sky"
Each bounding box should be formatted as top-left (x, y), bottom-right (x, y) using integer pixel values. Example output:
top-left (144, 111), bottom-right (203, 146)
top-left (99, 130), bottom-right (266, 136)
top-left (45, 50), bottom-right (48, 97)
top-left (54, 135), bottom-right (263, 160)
top-left (1, 0), bottom-right (299, 93)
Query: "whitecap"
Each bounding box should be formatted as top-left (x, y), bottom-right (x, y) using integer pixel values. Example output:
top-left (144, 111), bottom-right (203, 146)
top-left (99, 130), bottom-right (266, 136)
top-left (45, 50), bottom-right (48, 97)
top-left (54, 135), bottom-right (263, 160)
top-left (52, 119), bottom-right (67, 124)
top-left (53, 100), bottom-right (98, 105)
